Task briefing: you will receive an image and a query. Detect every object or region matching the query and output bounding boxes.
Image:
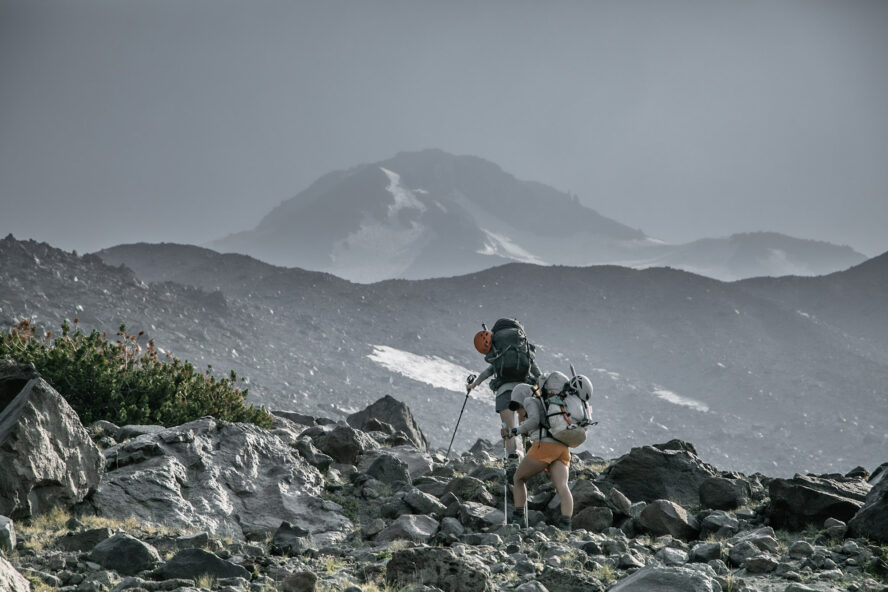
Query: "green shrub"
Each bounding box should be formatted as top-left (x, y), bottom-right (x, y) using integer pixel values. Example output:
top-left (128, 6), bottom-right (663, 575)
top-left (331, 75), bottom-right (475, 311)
top-left (1, 318), bottom-right (272, 429)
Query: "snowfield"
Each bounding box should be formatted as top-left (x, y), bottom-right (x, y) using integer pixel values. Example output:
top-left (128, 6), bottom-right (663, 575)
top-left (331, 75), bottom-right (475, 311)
top-left (367, 344), bottom-right (482, 398)
top-left (652, 388), bottom-right (709, 412)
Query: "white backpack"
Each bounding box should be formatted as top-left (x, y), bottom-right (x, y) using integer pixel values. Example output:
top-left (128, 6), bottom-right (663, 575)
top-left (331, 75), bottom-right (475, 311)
top-left (534, 386), bottom-right (593, 448)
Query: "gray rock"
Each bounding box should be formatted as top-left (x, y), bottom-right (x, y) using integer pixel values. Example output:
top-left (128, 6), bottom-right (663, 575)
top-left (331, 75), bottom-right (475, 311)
top-left (656, 547), bottom-right (689, 566)
top-left (439, 517), bottom-right (464, 537)
top-left (88, 532), bottom-right (161, 576)
top-left (572, 507), bottom-right (612, 532)
top-left (366, 453), bottom-right (412, 485)
top-left (360, 445), bottom-right (434, 480)
top-left (386, 547), bottom-right (492, 592)
top-left (568, 480), bottom-right (607, 512)
top-left (743, 553), bottom-right (778, 573)
top-left (728, 541), bottom-right (759, 567)
top-left (116, 424), bottom-right (165, 441)
top-left (729, 527), bottom-right (779, 553)
top-left (0, 370), bottom-right (104, 519)
top-left (458, 502), bottom-right (505, 529)
top-left (462, 533), bottom-right (503, 546)
top-left (444, 476), bottom-right (496, 506)
top-left (272, 410), bottom-right (317, 427)
top-left (347, 395), bottom-right (429, 451)
top-left (291, 438), bottom-right (333, 472)
top-left (639, 499), bottom-right (700, 540)
top-left (768, 473), bottom-right (870, 530)
top-left (607, 487), bottom-right (632, 515)
top-left (90, 417), bottom-right (348, 540)
top-left (0, 516), bottom-right (14, 555)
top-left (375, 514), bottom-right (439, 543)
top-left (603, 442), bottom-right (717, 507)
top-left (609, 565), bottom-right (719, 592)
top-left (404, 489), bottom-right (448, 515)
top-left (699, 477), bottom-right (750, 510)
top-left (514, 582), bottom-right (550, 592)
top-left (536, 566), bottom-right (604, 592)
top-left (848, 464), bottom-right (888, 542)
top-left (699, 510), bottom-right (740, 539)
top-left (0, 556), bottom-right (29, 592)
top-left (281, 571), bottom-right (318, 592)
top-left (154, 548), bottom-right (250, 580)
top-left (311, 424), bottom-right (378, 465)
top-left (56, 527), bottom-right (113, 552)
top-left (618, 552), bottom-right (646, 569)
top-left (690, 542), bottom-right (722, 563)
top-left (788, 540), bottom-right (814, 559)
top-left (271, 522), bottom-right (314, 555)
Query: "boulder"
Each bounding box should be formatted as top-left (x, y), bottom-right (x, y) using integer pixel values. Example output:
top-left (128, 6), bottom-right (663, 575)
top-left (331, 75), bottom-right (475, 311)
top-left (568, 480), bottom-right (607, 512)
top-left (698, 477), bottom-right (750, 510)
top-left (89, 417), bottom-right (349, 540)
top-left (347, 395), bottom-right (429, 451)
top-left (699, 510), bottom-right (740, 538)
top-left (281, 571), bottom-right (318, 592)
top-left (291, 438), bottom-right (334, 473)
top-left (272, 410), bottom-right (317, 427)
top-left (0, 556), bottom-right (29, 592)
top-left (375, 514), bottom-right (440, 543)
top-left (154, 548), bottom-right (250, 580)
top-left (768, 473), bottom-right (870, 530)
top-left (444, 476), bottom-right (496, 506)
top-left (536, 566), bottom-right (605, 592)
top-left (55, 526), bottom-right (113, 552)
top-left (403, 489), bottom-right (448, 515)
top-left (88, 532), bottom-right (162, 576)
top-left (656, 547), bottom-right (689, 566)
top-left (116, 424), bottom-right (165, 441)
top-left (271, 522), bottom-right (315, 555)
top-left (689, 542), bottom-right (722, 563)
top-left (603, 442), bottom-right (716, 507)
top-left (572, 507), bottom-right (613, 532)
top-left (607, 487), bottom-right (632, 516)
top-left (365, 453), bottom-right (412, 485)
top-left (0, 367), bottom-right (104, 519)
top-left (639, 500), bottom-right (700, 540)
top-left (386, 547), bottom-right (492, 592)
top-left (0, 516), bottom-right (13, 555)
top-left (743, 553), bottom-right (778, 573)
top-left (311, 424), bottom-right (378, 465)
top-left (848, 465), bottom-right (888, 542)
top-left (608, 566), bottom-right (719, 592)
top-left (729, 527), bottom-right (779, 553)
top-left (457, 502), bottom-right (505, 530)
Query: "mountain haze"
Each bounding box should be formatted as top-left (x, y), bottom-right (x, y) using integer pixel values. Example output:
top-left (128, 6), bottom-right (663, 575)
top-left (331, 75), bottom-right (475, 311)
top-left (210, 150), bottom-right (865, 282)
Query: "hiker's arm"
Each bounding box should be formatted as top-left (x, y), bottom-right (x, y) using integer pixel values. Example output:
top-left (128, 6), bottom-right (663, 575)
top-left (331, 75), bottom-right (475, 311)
top-left (467, 365), bottom-right (494, 391)
top-left (515, 399), bottom-right (540, 435)
top-left (530, 359), bottom-right (541, 379)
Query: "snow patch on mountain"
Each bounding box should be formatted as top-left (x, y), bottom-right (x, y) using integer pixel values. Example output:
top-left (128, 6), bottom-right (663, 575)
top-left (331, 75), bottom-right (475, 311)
top-left (381, 167), bottom-right (426, 217)
top-left (652, 388), bottom-right (709, 412)
top-left (367, 345), bottom-right (479, 397)
top-left (478, 229), bottom-right (545, 265)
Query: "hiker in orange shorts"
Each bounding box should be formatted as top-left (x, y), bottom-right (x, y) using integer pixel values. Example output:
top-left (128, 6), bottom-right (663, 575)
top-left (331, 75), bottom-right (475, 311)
top-left (503, 372), bottom-right (574, 531)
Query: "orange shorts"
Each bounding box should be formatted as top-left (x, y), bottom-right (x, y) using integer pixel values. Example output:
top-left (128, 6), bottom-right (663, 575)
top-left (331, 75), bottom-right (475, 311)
top-left (527, 441), bottom-right (571, 467)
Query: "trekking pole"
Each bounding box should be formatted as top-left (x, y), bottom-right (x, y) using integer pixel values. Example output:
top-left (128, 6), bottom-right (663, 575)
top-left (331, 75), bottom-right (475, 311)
top-left (502, 422), bottom-right (509, 526)
top-left (446, 374), bottom-right (476, 459)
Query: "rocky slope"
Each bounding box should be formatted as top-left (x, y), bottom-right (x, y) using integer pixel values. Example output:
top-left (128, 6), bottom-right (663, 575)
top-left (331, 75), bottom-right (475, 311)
top-left (0, 363), bottom-right (886, 592)
top-left (3, 234), bottom-right (887, 475)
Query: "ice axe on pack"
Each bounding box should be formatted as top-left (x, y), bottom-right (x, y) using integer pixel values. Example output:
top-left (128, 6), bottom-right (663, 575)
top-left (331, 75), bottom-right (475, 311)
top-left (445, 373), bottom-right (477, 459)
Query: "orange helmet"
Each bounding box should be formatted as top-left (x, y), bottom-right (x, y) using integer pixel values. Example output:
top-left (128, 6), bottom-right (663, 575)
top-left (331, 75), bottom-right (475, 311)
top-left (474, 330), bottom-right (493, 354)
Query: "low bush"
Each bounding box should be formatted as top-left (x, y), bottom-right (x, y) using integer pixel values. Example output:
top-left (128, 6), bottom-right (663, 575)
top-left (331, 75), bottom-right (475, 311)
top-left (1, 318), bottom-right (272, 428)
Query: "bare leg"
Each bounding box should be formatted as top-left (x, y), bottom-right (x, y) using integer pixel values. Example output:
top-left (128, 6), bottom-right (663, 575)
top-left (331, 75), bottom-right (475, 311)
top-left (499, 409), bottom-right (519, 454)
top-left (512, 455), bottom-right (549, 509)
top-left (549, 460), bottom-right (573, 516)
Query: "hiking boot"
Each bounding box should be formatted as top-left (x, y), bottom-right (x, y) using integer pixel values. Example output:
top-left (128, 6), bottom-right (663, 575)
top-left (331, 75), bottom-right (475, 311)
top-left (557, 516), bottom-right (572, 532)
top-left (509, 507), bottom-right (526, 524)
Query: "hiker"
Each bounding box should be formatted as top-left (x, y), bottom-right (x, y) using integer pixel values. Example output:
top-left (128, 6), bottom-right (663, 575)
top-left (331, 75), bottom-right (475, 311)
top-left (504, 371), bottom-right (581, 531)
top-left (467, 318), bottom-right (541, 465)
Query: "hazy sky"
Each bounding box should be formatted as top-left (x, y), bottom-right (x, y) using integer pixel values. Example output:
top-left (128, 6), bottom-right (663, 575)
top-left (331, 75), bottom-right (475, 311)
top-left (2, 0), bottom-right (887, 256)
